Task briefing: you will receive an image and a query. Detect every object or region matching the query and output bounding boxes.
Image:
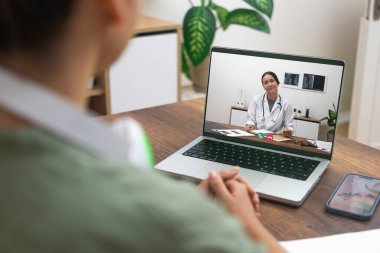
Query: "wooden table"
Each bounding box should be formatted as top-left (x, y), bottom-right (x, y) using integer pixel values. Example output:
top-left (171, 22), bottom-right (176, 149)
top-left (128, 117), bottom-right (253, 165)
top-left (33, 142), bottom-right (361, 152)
top-left (104, 98), bottom-right (380, 241)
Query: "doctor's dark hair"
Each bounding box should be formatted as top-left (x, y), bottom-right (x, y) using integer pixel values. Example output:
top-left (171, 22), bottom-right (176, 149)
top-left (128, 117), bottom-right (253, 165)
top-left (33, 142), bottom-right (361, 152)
top-left (0, 0), bottom-right (75, 54)
top-left (261, 71), bottom-right (280, 85)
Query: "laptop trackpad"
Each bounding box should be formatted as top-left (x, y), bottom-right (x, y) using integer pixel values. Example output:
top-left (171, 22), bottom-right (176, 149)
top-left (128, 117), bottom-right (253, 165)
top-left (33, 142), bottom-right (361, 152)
top-left (193, 162), bottom-right (231, 179)
top-left (194, 163), bottom-right (266, 188)
top-left (238, 168), bottom-right (267, 187)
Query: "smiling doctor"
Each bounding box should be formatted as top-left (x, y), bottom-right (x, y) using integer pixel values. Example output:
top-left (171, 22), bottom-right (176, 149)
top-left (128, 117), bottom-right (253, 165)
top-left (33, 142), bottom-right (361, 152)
top-left (245, 71), bottom-right (294, 137)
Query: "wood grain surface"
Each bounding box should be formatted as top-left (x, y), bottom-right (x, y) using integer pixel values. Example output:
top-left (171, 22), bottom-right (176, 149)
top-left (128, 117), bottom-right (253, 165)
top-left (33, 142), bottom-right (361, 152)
top-left (103, 98), bottom-right (380, 241)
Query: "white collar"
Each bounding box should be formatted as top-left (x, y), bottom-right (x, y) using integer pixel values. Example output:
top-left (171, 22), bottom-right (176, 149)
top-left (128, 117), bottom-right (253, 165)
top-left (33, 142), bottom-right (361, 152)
top-left (263, 93), bottom-right (280, 103)
top-left (0, 66), bottom-right (130, 163)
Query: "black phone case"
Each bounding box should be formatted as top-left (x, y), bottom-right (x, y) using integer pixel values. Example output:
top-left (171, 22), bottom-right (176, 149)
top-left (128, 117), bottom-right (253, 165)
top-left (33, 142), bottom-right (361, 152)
top-left (325, 173), bottom-right (380, 221)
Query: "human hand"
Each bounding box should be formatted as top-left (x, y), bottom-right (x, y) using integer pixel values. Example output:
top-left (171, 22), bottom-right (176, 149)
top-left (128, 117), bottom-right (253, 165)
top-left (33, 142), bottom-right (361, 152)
top-left (198, 167), bottom-right (239, 196)
top-left (245, 124), bottom-right (254, 133)
top-left (198, 167), bottom-right (260, 215)
top-left (235, 175), bottom-right (260, 216)
top-left (281, 128), bottom-right (292, 138)
top-left (207, 170), bottom-right (285, 253)
top-left (207, 170), bottom-right (259, 225)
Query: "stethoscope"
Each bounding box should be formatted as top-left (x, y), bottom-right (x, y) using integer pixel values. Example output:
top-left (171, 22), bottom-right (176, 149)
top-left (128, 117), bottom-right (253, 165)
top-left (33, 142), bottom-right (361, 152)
top-left (261, 93), bottom-right (283, 122)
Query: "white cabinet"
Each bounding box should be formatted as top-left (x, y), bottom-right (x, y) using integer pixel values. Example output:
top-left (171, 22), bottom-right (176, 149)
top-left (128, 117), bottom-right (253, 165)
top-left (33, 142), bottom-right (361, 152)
top-left (294, 119), bottom-right (320, 139)
top-left (229, 107), bottom-right (320, 139)
top-left (108, 17), bottom-right (181, 114)
top-left (230, 107), bottom-right (248, 127)
top-left (109, 32), bottom-right (179, 114)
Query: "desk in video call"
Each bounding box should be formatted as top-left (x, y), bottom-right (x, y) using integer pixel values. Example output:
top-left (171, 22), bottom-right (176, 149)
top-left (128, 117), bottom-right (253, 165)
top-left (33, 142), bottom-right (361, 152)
top-left (205, 121), bottom-right (328, 155)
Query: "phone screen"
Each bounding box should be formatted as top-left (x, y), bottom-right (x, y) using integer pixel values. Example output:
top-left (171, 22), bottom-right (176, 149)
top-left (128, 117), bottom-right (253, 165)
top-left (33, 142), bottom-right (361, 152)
top-left (328, 174), bottom-right (380, 216)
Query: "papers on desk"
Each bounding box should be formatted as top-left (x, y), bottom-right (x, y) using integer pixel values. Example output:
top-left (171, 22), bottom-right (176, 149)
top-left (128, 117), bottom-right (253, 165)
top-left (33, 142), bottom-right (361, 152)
top-left (273, 135), bottom-right (292, 142)
top-left (280, 229), bottom-right (380, 253)
top-left (251, 130), bottom-right (291, 142)
top-left (251, 129), bottom-right (274, 135)
top-left (210, 128), bottom-right (292, 142)
top-left (211, 129), bottom-right (254, 137)
top-left (309, 140), bottom-right (332, 153)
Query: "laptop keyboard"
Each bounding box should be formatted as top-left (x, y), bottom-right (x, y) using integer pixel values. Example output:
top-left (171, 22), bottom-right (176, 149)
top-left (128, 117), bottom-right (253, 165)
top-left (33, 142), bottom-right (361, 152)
top-left (182, 139), bottom-right (320, 181)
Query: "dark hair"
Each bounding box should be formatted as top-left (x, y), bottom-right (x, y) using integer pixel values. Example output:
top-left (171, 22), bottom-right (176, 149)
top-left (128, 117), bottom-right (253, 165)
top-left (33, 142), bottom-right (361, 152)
top-left (0, 0), bottom-right (75, 53)
top-left (261, 71), bottom-right (280, 85)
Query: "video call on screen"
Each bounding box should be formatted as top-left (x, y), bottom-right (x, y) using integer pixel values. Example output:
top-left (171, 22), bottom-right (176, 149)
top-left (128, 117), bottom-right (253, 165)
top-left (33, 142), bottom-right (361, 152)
top-left (204, 49), bottom-right (344, 156)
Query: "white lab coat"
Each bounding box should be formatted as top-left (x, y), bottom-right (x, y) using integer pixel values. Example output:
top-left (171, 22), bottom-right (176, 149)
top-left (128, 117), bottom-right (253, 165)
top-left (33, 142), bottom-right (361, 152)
top-left (246, 93), bottom-right (294, 133)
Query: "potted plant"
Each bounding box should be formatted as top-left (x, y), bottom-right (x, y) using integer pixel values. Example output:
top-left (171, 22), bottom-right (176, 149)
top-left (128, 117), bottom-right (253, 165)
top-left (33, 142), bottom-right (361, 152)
top-left (182, 0), bottom-right (274, 91)
top-left (321, 104), bottom-right (337, 142)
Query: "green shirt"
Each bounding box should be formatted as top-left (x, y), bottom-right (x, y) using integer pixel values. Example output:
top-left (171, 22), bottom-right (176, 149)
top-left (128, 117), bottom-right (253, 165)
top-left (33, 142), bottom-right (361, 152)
top-left (0, 128), bottom-right (265, 253)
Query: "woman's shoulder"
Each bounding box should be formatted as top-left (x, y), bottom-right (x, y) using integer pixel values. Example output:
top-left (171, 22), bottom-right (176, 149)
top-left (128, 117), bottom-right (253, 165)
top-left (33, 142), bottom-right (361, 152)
top-left (279, 95), bottom-right (293, 107)
top-left (253, 93), bottom-right (264, 101)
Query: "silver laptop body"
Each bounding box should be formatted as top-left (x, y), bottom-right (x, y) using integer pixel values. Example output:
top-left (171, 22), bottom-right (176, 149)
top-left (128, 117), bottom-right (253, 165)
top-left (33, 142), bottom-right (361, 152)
top-left (156, 47), bottom-right (345, 206)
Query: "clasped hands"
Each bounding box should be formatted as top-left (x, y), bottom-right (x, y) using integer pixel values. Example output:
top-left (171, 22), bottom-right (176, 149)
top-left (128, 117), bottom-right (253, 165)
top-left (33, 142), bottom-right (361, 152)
top-left (198, 167), bottom-right (260, 221)
top-left (198, 167), bottom-right (287, 253)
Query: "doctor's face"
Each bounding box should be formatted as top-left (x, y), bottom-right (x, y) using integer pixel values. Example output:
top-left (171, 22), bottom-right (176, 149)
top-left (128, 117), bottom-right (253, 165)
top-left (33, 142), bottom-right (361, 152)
top-left (262, 74), bottom-right (279, 94)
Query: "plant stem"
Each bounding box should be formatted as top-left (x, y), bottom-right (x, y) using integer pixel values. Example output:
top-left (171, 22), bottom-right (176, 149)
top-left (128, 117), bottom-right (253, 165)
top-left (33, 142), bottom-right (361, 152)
top-left (201, 0), bottom-right (205, 7)
top-left (187, 0), bottom-right (194, 6)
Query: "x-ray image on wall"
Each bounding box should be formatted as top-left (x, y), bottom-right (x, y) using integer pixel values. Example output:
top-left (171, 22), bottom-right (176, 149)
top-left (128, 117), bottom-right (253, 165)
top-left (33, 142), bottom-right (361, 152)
top-left (302, 73), bottom-right (326, 92)
top-left (284, 73), bottom-right (300, 86)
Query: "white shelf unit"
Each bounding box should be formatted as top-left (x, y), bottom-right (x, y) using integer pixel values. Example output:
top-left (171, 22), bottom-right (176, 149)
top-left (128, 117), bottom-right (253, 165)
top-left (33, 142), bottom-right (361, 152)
top-left (229, 107), bottom-right (247, 127)
top-left (109, 31), bottom-right (179, 113)
top-left (87, 17), bottom-right (181, 115)
top-left (293, 118), bottom-right (320, 140)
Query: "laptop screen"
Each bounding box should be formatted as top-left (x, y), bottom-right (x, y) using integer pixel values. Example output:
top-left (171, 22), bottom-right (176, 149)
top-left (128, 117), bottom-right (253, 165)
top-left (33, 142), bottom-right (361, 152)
top-left (203, 47), bottom-right (345, 159)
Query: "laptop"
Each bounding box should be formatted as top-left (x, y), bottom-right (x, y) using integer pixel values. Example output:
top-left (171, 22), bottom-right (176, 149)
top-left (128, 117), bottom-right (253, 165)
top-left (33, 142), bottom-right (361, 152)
top-left (156, 47), bottom-right (345, 206)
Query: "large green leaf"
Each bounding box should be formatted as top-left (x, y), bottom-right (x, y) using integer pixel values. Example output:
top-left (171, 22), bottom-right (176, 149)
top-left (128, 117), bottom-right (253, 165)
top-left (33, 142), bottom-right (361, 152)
top-left (183, 7), bottom-right (216, 66)
top-left (226, 9), bottom-right (270, 33)
top-left (209, 2), bottom-right (229, 30)
top-left (327, 118), bottom-right (335, 128)
top-left (243, 0), bottom-right (273, 18)
top-left (181, 43), bottom-right (192, 80)
top-left (329, 109), bottom-right (337, 121)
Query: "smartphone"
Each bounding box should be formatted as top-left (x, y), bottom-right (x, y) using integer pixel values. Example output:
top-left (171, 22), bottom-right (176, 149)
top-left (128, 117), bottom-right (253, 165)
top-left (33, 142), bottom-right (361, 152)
top-left (325, 173), bottom-right (380, 220)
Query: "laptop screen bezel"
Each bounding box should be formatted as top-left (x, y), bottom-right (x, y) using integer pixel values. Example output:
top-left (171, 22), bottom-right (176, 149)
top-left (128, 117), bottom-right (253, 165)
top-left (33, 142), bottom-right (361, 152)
top-left (202, 46), bottom-right (345, 160)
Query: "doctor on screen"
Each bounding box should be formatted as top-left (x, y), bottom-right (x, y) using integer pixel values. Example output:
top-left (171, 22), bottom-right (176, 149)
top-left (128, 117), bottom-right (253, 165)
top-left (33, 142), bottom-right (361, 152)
top-left (245, 71), bottom-right (294, 137)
